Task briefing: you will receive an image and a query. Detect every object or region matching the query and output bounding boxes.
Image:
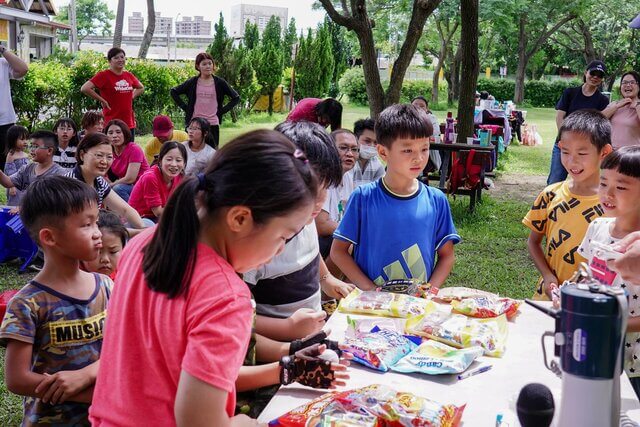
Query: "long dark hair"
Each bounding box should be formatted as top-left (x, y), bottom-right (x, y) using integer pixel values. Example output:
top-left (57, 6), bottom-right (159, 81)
top-left (143, 129), bottom-right (319, 298)
top-left (5, 125), bottom-right (29, 155)
top-left (314, 98), bottom-right (343, 131)
top-left (157, 141), bottom-right (188, 176)
top-left (105, 119), bottom-right (132, 145)
top-left (188, 117), bottom-right (214, 148)
top-left (53, 118), bottom-right (80, 147)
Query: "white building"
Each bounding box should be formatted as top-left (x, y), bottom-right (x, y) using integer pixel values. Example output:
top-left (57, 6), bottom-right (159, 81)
top-left (176, 16), bottom-right (211, 36)
top-left (230, 4), bottom-right (287, 38)
top-left (128, 12), bottom-right (144, 34)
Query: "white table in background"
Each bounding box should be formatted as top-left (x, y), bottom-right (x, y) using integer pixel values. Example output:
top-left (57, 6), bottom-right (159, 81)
top-left (258, 302), bottom-right (640, 425)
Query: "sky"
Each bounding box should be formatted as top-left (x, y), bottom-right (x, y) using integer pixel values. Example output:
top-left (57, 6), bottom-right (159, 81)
top-left (56, 0), bottom-right (327, 32)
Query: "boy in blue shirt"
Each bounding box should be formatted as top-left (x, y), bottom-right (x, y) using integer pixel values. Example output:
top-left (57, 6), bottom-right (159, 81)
top-left (331, 104), bottom-right (460, 290)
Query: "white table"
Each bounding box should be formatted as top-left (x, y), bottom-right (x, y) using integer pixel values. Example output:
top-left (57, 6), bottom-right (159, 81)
top-left (258, 302), bottom-right (640, 425)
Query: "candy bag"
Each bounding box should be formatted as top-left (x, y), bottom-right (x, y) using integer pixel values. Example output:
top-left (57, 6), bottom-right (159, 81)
top-left (451, 297), bottom-right (520, 320)
top-left (406, 311), bottom-right (508, 357)
top-left (434, 287), bottom-right (498, 303)
top-left (391, 340), bottom-right (484, 375)
top-left (377, 278), bottom-right (431, 297)
top-left (338, 288), bottom-right (436, 318)
top-left (271, 384), bottom-right (465, 427)
top-left (346, 316), bottom-right (406, 335)
top-left (341, 327), bottom-right (417, 372)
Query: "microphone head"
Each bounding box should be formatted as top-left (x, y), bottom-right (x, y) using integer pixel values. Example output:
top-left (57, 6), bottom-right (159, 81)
top-left (516, 383), bottom-right (555, 427)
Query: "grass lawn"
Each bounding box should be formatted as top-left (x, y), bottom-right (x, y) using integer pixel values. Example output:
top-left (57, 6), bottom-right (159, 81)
top-left (0, 104), bottom-right (553, 425)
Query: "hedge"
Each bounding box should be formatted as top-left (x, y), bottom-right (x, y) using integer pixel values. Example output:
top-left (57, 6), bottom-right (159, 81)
top-left (476, 78), bottom-right (583, 107)
top-left (11, 51), bottom-right (194, 134)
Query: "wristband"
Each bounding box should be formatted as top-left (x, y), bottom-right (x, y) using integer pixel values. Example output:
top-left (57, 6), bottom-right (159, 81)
top-left (279, 355), bottom-right (295, 385)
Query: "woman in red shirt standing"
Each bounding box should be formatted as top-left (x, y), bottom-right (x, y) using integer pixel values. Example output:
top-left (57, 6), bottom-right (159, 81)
top-left (81, 48), bottom-right (144, 140)
top-left (171, 52), bottom-right (240, 149)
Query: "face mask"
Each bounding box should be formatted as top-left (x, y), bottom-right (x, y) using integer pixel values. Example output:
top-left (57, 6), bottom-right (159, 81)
top-left (359, 144), bottom-right (377, 160)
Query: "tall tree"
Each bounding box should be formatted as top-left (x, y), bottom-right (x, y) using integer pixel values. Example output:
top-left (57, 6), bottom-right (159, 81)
top-left (244, 21), bottom-right (260, 51)
top-left (56, 0), bottom-right (115, 47)
top-left (319, 0), bottom-right (442, 117)
top-left (113, 0), bottom-right (125, 48)
top-left (255, 16), bottom-right (284, 115)
top-left (326, 18), bottom-right (351, 97)
top-left (456, 0), bottom-right (479, 143)
top-left (209, 12), bottom-right (233, 65)
top-left (314, 24), bottom-right (335, 97)
top-left (294, 29), bottom-right (315, 99)
top-left (138, 0), bottom-right (156, 58)
top-left (283, 18), bottom-right (297, 68)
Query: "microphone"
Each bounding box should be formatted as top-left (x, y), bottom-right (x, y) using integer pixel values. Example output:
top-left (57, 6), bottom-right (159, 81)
top-left (516, 383), bottom-right (555, 427)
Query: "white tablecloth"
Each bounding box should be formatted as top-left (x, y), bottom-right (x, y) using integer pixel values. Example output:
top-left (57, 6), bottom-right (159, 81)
top-left (258, 302), bottom-right (640, 425)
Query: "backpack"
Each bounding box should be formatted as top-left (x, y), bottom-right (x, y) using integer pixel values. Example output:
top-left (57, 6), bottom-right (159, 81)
top-left (448, 149), bottom-right (482, 194)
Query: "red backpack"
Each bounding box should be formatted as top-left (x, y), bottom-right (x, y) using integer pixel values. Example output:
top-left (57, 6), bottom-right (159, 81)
top-left (448, 149), bottom-right (482, 193)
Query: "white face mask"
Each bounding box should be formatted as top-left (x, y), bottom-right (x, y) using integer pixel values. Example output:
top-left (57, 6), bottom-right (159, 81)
top-left (359, 144), bottom-right (377, 160)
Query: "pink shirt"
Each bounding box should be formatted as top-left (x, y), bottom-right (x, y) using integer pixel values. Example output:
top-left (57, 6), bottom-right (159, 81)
top-left (610, 104), bottom-right (640, 148)
top-left (193, 80), bottom-right (219, 126)
top-left (110, 142), bottom-right (149, 182)
top-left (287, 98), bottom-right (322, 123)
top-left (129, 166), bottom-right (183, 218)
top-left (89, 228), bottom-right (253, 426)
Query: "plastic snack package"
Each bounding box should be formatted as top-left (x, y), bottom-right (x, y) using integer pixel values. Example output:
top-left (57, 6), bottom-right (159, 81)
top-left (434, 287), bottom-right (499, 303)
top-left (341, 326), bottom-right (417, 372)
top-left (391, 340), bottom-right (484, 375)
top-left (451, 297), bottom-right (521, 320)
top-left (338, 288), bottom-right (437, 318)
top-left (270, 384), bottom-right (465, 427)
top-left (405, 311), bottom-right (508, 357)
top-left (346, 316), bottom-right (406, 335)
top-left (377, 278), bottom-right (432, 297)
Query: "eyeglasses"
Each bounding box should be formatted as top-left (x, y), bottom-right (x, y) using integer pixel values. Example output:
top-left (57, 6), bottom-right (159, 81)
top-left (187, 127), bottom-right (202, 132)
top-left (337, 145), bottom-right (359, 154)
top-left (621, 80), bottom-right (638, 86)
top-left (29, 144), bottom-right (49, 150)
top-left (88, 152), bottom-right (114, 162)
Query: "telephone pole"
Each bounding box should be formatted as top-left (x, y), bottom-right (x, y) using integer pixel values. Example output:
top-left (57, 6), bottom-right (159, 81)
top-left (69, 0), bottom-right (78, 53)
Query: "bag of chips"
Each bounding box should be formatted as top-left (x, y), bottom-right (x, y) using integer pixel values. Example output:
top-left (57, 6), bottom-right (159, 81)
top-left (451, 297), bottom-right (520, 320)
top-left (434, 287), bottom-right (498, 303)
top-left (377, 278), bottom-right (432, 297)
top-left (391, 340), bottom-right (484, 375)
top-left (271, 384), bottom-right (465, 427)
top-left (338, 288), bottom-right (436, 318)
top-left (341, 326), bottom-right (417, 372)
top-left (405, 311), bottom-right (508, 357)
top-left (346, 316), bottom-right (406, 335)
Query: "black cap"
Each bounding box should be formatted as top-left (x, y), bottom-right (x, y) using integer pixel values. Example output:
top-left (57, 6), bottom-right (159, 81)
top-left (586, 60), bottom-right (607, 75)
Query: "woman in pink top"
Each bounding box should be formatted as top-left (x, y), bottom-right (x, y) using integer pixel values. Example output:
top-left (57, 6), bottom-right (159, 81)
top-left (129, 141), bottom-right (186, 223)
top-left (105, 119), bottom-right (149, 201)
top-left (603, 71), bottom-right (640, 149)
top-left (89, 130), bottom-right (320, 426)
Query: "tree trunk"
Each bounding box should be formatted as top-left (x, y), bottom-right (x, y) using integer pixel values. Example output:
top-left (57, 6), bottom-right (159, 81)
top-left (456, 0), bottom-right (479, 143)
top-left (268, 92), bottom-right (274, 115)
top-left (358, 26), bottom-right (386, 118)
top-left (431, 46), bottom-right (446, 105)
top-left (452, 45), bottom-right (462, 101)
top-left (113, 0), bottom-right (125, 48)
top-left (138, 0), bottom-right (156, 59)
top-left (514, 17), bottom-right (528, 104)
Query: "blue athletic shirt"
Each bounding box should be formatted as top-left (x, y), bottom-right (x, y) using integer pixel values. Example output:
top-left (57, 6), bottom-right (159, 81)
top-left (333, 178), bottom-right (461, 285)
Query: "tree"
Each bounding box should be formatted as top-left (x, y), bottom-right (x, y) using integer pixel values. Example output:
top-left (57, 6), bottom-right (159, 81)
top-left (314, 24), bottom-right (335, 97)
top-left (244, 21), bottom-right (260, 51)
top-left (209, 12), bottom-right (233, 65)
top-left (294, 29), bottom-right (315, 99)
top-left (113, 0), bottom-right (124, 48)
top-left (283, 18), bottom-right (297, 68)
top-left (255, 16), bottom-right (284, 115)
top-left (57, 0), bottom-right (114, 47)
top-left (326, 18), bottom-right (351, 97)
top-left (138, 0), bottom-right (156, 59)
top-left (319, 0), bottom-right (442, 117)
top-left (456, 0), bottom-right (479, 143)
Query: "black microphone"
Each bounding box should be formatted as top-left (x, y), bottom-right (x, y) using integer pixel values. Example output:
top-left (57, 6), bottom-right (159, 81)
top-left (516, 383), bottom-right (555, 427)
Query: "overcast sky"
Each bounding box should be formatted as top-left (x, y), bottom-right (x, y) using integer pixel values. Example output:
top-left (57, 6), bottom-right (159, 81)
top-left (56, 0), bottom-right (327, 32)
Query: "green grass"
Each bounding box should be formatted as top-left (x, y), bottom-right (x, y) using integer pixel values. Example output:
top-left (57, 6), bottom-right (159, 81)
top-left (0, 103), bottom-right (553, 424)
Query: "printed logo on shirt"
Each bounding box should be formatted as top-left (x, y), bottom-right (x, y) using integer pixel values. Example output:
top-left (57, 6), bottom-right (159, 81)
top-left (582, 204), bottom-right (604, 223)
top-left (373, 244), bottom-right (427, 285)
top-left (49, 311), bottom-right (106, 347)
top-left (114, 79), bottom-right (133, 93)
top-left (530, 190), bottom-right (555, 210)
top-left (547, 229), bottom-right (572, 257)
top-left (548, 198), bottom-right (580, 222)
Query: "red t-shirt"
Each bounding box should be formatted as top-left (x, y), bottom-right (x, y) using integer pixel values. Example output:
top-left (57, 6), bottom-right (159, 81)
top-left (89, 228), bottom-right (253, 426)
top-left (129, 166), bottom-right (183, 219)
top-left (286, 98), bottom-right (322, 123)
top-left (109, 142), bottom-right (149, 182)
top-left (90, 69), bottom-right (141, 129)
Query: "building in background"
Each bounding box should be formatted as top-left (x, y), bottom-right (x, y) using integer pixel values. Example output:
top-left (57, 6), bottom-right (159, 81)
top-left (230, 4), bottom-right (287, 38)
top-left (0, 0), bottom-right (69, 61)
top-left (128, 12), bottom-right (144, 34)
top-left (155, 12), bottom-right (172, 35)
top-left (175, 16), bottom-right (211, 36)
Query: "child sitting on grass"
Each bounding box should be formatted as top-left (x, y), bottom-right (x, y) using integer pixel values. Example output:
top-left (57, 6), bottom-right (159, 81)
top-left (523, 110), bottom-right (612, 301)
top-left (0, 176), bottom-right (111, 425)
top-left (82, 209), bottom-right (128, 280)
top-left (331, 104), bottom-right (460, 291)
top-left (3, 125), bottom-right (29, 206)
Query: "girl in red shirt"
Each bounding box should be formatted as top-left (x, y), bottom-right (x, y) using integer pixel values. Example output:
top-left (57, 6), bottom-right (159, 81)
top-left (90, 130), bottom-right (321, 426)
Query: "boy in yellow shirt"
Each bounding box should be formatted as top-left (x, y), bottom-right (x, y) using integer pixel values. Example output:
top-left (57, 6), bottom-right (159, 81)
top-left (143, 115), bottom-right (189, 163)
top-left (523, 110), bottom-right (612, 300)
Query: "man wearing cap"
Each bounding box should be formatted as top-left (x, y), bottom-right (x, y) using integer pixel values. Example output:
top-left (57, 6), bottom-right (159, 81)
top-left (547, 60), bottom-right (610, 184)
top-left (144, 115), bottom-right (189, 164)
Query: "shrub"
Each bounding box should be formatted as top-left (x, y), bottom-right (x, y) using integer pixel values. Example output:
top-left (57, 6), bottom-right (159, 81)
top-left (339, 67), bottom-right (369, 105)
top-left (399, 80), bottom-right (448, 104)
top-left (477, 78), bottom-right (582, 107)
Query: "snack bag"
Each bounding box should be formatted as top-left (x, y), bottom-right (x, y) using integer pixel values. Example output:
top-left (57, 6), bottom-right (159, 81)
top-left (271, 384), bottom-right (465, 427)
top-left (341, 327), bottom-right (417, 372)
top-left (391, 340), bottom-right (484, 375)
top-left (346, 316), bottom-right (406, 335)
top-left (434, 287), bottom-right (498, 303)
top-left (377, 278), bottom-right (432, 297)
top-left (338, 288), bottom-right (436, 318)
top-left (406, 311), bottom-right (508, 357)
top-left (451, 297), bottom-right (521, 320)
